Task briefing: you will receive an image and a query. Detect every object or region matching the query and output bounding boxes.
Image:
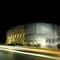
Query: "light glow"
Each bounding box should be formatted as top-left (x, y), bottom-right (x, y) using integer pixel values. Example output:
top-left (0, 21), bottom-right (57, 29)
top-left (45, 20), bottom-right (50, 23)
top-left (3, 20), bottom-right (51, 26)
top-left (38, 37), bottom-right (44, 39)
top-left (36, 37), bottom-right (46, 47)
top-left (0, 47), bottom-right (60, 60)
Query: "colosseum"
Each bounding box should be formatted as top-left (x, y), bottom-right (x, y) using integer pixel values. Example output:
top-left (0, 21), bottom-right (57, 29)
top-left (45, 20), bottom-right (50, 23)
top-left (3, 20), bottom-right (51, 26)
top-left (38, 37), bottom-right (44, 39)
top-left (6, 23), bottom-right (60, 49)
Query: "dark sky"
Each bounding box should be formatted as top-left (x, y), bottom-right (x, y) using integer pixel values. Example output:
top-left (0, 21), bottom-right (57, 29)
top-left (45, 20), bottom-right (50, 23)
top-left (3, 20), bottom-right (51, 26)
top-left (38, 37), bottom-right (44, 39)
top-left (0, 16), bottom-right (60, 43)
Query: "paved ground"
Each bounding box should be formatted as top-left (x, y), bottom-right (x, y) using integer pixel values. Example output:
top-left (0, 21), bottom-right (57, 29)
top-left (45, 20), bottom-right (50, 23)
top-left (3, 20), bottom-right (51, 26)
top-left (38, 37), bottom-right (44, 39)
top-left (0, 50), bottom-right (56, 60)
top-left (0, 45), bottom-right (60, 60)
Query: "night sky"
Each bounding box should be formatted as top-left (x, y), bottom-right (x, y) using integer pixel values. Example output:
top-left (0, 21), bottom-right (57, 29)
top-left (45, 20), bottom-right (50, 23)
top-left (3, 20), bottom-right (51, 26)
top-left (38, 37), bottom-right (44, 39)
top-left (0, 16), bottom-right (60, 43)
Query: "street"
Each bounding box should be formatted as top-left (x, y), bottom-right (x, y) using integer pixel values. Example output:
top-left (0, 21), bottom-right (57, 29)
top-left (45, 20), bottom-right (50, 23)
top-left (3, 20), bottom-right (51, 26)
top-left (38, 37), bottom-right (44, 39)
top-left (0, 50), bottom-right (56, 60)
top-left (0, 45), bottom-right (60, 60)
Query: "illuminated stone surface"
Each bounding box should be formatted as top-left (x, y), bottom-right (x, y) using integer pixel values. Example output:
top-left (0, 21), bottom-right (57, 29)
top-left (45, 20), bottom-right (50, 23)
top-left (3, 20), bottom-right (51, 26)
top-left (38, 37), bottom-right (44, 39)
top-left (6, 23), bottom-right (60, 49)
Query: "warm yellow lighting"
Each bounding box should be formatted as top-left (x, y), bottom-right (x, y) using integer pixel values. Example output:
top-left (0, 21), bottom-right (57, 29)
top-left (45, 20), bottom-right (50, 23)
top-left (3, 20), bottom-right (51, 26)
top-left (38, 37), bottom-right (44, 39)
top-left (8, 40), bottom-right (11, 44)
top-left (30, 42), bottom-right (33, 44)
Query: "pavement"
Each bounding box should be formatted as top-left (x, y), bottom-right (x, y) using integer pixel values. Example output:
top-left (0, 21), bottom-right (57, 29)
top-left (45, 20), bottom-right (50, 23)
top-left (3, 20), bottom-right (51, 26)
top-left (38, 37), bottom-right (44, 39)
top-left (0, 45), bottom-right (60, 60)
top-left (0, 45), bottom-right (60, 56)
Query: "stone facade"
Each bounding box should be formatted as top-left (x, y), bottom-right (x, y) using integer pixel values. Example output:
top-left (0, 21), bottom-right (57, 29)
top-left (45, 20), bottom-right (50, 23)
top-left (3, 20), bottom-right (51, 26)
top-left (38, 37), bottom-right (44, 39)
top-left (6, 23), bottom-right (60, 49)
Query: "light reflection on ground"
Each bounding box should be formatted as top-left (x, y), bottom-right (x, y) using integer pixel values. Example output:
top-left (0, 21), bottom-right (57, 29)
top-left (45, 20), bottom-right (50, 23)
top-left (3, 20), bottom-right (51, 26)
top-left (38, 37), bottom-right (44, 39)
top-left (0, 50), bottom-right (56, 60)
